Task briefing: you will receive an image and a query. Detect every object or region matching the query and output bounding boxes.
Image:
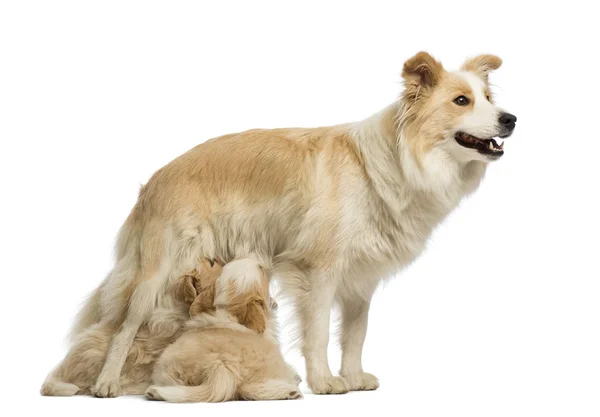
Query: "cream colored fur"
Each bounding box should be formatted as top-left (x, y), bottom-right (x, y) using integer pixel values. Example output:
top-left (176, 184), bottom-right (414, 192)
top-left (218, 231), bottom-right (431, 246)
top-left (147, 258), bottom-right (301, 402)
top-left (50, 52), bottom-right (512, 395)
top-left (41, 260), bottom-right (223, 397)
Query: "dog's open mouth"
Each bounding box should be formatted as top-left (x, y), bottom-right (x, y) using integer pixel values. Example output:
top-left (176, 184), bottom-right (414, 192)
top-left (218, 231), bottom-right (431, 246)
top-left (455, 132), bottom-right (504, 158)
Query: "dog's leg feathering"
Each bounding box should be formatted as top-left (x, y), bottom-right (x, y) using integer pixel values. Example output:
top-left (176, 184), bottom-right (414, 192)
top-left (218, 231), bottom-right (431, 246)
top-left (92, 273), bottom-right (165, 398)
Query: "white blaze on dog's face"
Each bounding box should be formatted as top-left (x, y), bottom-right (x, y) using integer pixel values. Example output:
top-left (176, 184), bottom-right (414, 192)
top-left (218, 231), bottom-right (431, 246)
top-left (401, 52), bottom-right (517, 163)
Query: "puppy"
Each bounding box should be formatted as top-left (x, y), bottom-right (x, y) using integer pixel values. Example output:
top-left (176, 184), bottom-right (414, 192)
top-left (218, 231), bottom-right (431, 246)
top-left (40, 259), bottom-right (223, 396)
top-left (146, 258), bottom-right (301, 402)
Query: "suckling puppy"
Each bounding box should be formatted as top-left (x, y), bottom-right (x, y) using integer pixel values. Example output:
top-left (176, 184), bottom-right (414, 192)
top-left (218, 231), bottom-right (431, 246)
top-left (146, 258), bottom-right (301, 402)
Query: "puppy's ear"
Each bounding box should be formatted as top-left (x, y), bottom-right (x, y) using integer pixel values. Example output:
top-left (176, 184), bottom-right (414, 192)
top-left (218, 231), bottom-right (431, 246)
top-left (173, 275), bottom-right (198, 304)
top-left (195, 259), bottom-right (223, 290)
top-left (402, 51), bottom-right (444, 90)
top-left (461, 54), bottom-right (502, 82)
top-left (242, 299), bottom-right (267, 334)
top-left (189, 285), bottom-right (216, 317)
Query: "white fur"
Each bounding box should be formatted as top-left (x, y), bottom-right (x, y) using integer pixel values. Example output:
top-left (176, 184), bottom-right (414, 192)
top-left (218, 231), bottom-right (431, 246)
top-left (214, 257), bottom-right (263, 306)
top-left (458, 71), bottom-right (500, 135)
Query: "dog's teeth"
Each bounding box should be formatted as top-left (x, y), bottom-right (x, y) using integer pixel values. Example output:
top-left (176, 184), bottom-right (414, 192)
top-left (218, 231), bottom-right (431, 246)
top-left (489, 142), bottom-right (494, 150)
top-left (497, 139), bottom-right (504, 149)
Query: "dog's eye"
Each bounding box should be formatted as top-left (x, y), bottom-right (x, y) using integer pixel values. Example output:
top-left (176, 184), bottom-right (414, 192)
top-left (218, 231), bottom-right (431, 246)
top-left (453, 95), bottom-right (469, 106)
top-left (486, 95), bottom-right (492, 102)
top-left (209, 259), bottom-right (215, 267)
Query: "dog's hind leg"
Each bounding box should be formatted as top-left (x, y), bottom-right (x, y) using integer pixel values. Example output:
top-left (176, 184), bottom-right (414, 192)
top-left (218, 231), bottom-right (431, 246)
top-left (238, 379), bottom-right (302, 401)
top-left (92, 269), bottom-right (168, 398)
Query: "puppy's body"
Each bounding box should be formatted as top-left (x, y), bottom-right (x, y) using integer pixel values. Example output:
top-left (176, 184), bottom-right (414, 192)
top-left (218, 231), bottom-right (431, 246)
top-left (147, 259), bottom-right (301, 403)
top-left (148, 315), bottom-right (300, 402)
top-left (63, 52), bottom-right (516, 395)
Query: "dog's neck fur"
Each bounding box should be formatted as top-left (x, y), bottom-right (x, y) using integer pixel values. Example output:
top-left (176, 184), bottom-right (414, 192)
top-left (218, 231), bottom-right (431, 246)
top-left (350, 101), bottom-right (487, 219)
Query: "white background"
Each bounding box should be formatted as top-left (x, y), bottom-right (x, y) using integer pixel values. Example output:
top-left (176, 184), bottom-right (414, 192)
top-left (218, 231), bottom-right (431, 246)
top-left (1, 1), bottom-right (599, 416)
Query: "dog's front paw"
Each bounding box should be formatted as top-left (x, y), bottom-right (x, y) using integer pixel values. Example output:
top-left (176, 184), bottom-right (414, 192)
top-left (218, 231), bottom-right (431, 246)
top-left (308, 376), bottom-right (349, 395)
top-left (92, 378), bottom-right (121, 398)
top-left (342, 371), bottom-right (379, 391)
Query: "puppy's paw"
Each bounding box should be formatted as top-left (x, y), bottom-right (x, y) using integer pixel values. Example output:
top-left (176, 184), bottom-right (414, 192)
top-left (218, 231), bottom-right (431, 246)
top-left (308, 376), bottom-right (349, 395)
top-left (91, 378), bottom-right (121, 398)
top-left (286, 389), bottom-right (303, 400)
top-left (342, 371), bottom-right (379, 391)
top-left (145, 386), bottom-right (164, 401)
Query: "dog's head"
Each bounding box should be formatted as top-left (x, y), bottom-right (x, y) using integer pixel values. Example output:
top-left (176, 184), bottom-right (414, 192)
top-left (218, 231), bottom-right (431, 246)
top-left (400, 52), bottom-right (516, 162)
top-left (213, 258), bottom-right (273, 334)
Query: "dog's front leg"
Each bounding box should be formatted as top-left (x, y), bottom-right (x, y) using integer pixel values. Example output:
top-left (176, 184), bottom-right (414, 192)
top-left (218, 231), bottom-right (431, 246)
top-left (339, 294), bottom-right (379, 391)
top-left (299, 271), bottom-right (349, 394)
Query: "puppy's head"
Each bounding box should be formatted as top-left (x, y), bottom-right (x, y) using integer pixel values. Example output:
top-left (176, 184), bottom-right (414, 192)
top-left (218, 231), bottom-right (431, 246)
top-left (400, 52), bottom-right (516, 162)
top-left (173, 258), bottom-right (223, 316)
top-left (214, 258), bottom-right (272, 334)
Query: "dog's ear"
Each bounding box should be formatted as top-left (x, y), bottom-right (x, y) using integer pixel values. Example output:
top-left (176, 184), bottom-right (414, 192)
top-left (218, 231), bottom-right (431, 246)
top-left (241, 299), bottom-right (267, 334)
top-left (461, 54), bottom-right (502, 82)
top-left (173, 275), bottom-right (198, 304)
top-left (402, 51), bottom-right (444, 90)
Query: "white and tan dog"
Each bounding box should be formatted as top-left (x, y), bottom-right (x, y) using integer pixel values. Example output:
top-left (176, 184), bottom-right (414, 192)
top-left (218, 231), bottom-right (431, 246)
top-left (54, 51), bottom-right (516, 396)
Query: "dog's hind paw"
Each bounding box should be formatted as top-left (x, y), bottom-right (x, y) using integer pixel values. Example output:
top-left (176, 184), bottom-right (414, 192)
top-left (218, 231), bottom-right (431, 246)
top-left (91, 379), bottom-right (121, 398)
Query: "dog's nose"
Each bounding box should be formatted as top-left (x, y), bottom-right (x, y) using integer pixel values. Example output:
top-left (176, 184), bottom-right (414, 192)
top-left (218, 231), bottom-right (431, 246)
top-left (499, 112), bottom-right (517, 131)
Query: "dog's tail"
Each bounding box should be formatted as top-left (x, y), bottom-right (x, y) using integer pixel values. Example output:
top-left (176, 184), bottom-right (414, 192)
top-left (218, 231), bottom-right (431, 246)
top-left (146, 363), bottom-right (238, 403)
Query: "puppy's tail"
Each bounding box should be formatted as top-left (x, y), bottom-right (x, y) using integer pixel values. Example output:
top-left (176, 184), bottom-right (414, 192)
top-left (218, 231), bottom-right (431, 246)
top-left (146, 363), bottom-right (238, 403)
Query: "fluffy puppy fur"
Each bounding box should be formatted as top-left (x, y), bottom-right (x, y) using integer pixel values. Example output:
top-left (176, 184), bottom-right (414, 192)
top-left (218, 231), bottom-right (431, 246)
top-left (40, 259), bottom-right (223, 397)
top-left (146, 258), bottom-right (301, 403)
top-left (56, 52), bottom-right (516, 396)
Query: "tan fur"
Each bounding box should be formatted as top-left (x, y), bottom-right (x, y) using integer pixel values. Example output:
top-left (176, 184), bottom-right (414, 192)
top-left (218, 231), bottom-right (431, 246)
top-left (461, 54), bottom-right (503, 82)
top-left (41, 260), bottom-right (222, 396)
top-left (52, 52), bottom-right (511, 395)
top-left (146, 259), bottom-right (301, 402)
